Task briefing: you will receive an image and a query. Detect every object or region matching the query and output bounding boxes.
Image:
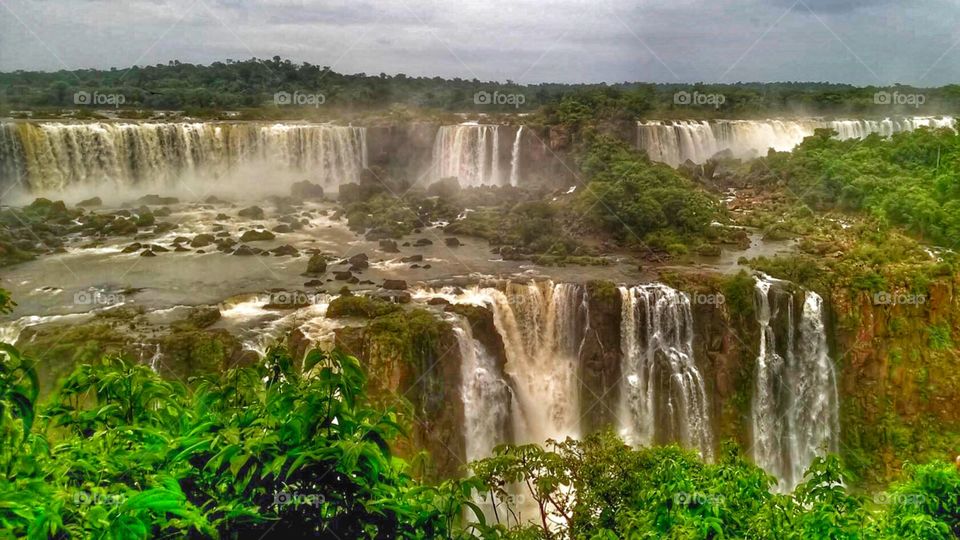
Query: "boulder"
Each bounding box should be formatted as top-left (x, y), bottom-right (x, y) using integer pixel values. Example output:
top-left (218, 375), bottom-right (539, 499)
top-left (305, 254), bottom-right (327, 275)
top-left (271, 244), bottom-right (299, 256)
top-left (382, 279), bottom-right (408, 290)
top-left (240, 229), bottom-right (276, 242)
top-left (401, 254), bottom-right (423, 263)
top-left (237, 206), bottom-right (265, 219)
top-left (137, 194), bottom-right (179, 205)
top-left (140, 249), bottom-right (156, 257)
top-left (190, 234), bottom-right (216, 248)
top-left (414, 238), bottom-right (433, 247)
top-left (77, 196), bottom-right (102, 207)
top-left (232, 245), bottom-right (257, 256)
top-left (291, 180), bottom-right (325, 199)
top-left (444, 237), bottom-right (462, 247)
top-left (334, 271), bottom-right (353, 281)
top-left (121, 242), bottom-right (142, 253)
top-left (348, 253), bottom-right (369, 270)
top-left (379, 239), bottom-right (400, 253)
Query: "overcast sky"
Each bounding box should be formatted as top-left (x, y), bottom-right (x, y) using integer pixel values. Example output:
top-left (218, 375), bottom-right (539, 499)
top-left (1, 0), bottom-right (958, 85)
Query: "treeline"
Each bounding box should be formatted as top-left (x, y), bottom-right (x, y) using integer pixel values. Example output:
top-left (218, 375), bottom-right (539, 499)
top-left (2, 57), bottom-right (960, 117)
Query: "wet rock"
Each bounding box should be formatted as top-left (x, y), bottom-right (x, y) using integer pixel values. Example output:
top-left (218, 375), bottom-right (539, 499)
top-left (216, 238), bottom-right (238, 250)
top-left (121, 242), bottom-right (142, 253)
top-left (150, 244), bottom-right (170, 253)
top-left (304, 279), bottom-right (324, 287)
top-left (215, 231), bottom-right (230, 238)
top-left (190, 234), bottom-right (216, 248)
top-left (423, 264), bottom-right (432, 269)
top-left (273, 224), bottom-right (293, 234)
top-left (373, 290), bottom-right (411, 303)
top-left (184, 306), bottom-right (221, 329)
top-left (215, 213), bottom-right (231, 221)
top-left (107, 217), bottom-right (139, 236)
top-left (174, 245), bottom-right (190, 252)
top-left (291, 180), bottom-right (325, 199)
top-left (205, 196), bottom-right (228, 204)
top-left (173, 236), bottom-right (190, 244)
top-left (240, 229), bottom-right (276, 242)
top-left (232, 245), bottom-right (257, 256)
top-left (401, 254), bottom-right (423, 263)
top-left (271, 244), bottom-right (299, 256)
top-left (379, 239), bottom-right (400, 253)
top-left (402, 242), bottom-right (411, 247)
top-left (427, 297), bottom-right (450, 306)
top-left (382, 279), bottom-right (408, 290)
top-left (305, 254), bottom-right (327, 275)
top-left (348, 253), bottom-right (369, 270)
top-left (154, 207), bottom-right (172, 217)
top-left (238, 206), bottom-right (265, 219)
top-left (140, 249), bottom-right (156, 257)
top-left (154, 222), bottom-right (177, 234)
top-left (137, 194), bottom-right (179, 205)
top-left (444, 237), bottom-right (461, 247)
top-left (414, 238), bottom-right (433, 247)
top-left (77, 196), bottom-right (102, 207)
top-left (334, 271), bottom-right (353, 281)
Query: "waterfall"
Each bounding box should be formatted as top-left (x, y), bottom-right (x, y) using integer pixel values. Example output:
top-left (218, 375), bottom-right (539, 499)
top-left (450, 315), bottom-right (512, 462)
top-left (751, 275), bottom-right (839, 492)
top-left (618, 284), bottom-right (714, 460)
top-left (0, 121), bottom-right (368, 194)
top-left (508, 126), bottom-right (523, 187)
top-left (637, 116), bottom-right (956, 166)
top-left (432, 123), bottom-right (505, 187)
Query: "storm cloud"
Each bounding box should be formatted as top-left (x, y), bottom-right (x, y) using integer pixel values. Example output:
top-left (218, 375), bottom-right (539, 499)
top-left (1, 0), bottom-right (957, 85)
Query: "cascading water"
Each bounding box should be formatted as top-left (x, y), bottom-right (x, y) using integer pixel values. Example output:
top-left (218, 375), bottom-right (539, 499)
top-left (450, 315), bottom-right (512, 462)
top-left (432, 124), bottom-right (527, 187)
top-left (618, 284), bottom-right (714, 460)
top-left (0, 121), bottom-right (368, 194)
top-left (485, 281), bottom-right (587, 443)
top-left (637, 116), bottom-right (956, 166)
top-left (508, 126), bottom-right (523, 187)
top-left (751, 275), bottom-right (839, 492)
top-left (432, 123), bottom-right (501, 187)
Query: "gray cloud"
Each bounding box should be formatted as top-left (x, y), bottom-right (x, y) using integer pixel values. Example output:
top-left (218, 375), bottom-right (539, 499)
top-left (1, 0), bottom-right (957, 85)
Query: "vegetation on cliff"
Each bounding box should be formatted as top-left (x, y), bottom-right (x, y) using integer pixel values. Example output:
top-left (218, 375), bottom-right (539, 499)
top-left (0, 341), bottom-right (957, 539)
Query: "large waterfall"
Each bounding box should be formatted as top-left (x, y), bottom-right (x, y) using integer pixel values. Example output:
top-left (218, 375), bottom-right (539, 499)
top-left (0, 121), bottom-right (368, 195)
top-left (432, 123), bottom-right (525, 187)
top-left (751, 275), bottom-right (839, 492)
top-left (637, 116), bottom-right (956, 166)
top-left (618, 284), bottom-right (714, 459)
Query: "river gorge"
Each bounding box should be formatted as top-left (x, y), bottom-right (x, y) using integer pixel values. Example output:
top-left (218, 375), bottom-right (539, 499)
top-left (1, 114), bottom-right (957, 499)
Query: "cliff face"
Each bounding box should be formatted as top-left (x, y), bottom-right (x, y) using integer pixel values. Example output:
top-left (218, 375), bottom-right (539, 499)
top-left (578, 281), bottom-right (623, 434)
top-left (831, 278), bottom-right (960, 487)
top-left (332, 310), bottom-right (467, 479)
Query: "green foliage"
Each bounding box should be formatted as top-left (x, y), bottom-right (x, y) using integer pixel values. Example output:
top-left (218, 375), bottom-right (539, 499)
top-left (0, 345), bottom-right (476, 538)
top-left (762, 124), bottom-right (960, 246)
top-left (578, 135), bottom-right (720, 249)
top-left (327, 294), bottom-right (403, 319)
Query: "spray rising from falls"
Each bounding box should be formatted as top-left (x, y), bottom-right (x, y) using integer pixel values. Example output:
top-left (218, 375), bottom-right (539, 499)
top-left (0, 121), bottom-right (368, 194)
top-left (432, 124), bottom-right (525, 187)
top-left (618, 284), bottom-right (714, 460)
top-left (751, 275), bottom-right (839, 492)
top-left (637, 116), bottom-right (956, 166)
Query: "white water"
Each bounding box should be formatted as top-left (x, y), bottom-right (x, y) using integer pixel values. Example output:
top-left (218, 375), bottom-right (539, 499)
top-left (637, 116), bottom-right (956, 166)
top-left (618, 284), bottom-right (714, 460)
top-left (450, 315), bottom-right (512, 462)
top-left (0, 121), bottom-right (368, 196)
top-left (751, 275), bottom-right (839, 491)
top-left (432, 124), bottom-right (526, 187)
top-left (509, 126), bottom-right (523, 187)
